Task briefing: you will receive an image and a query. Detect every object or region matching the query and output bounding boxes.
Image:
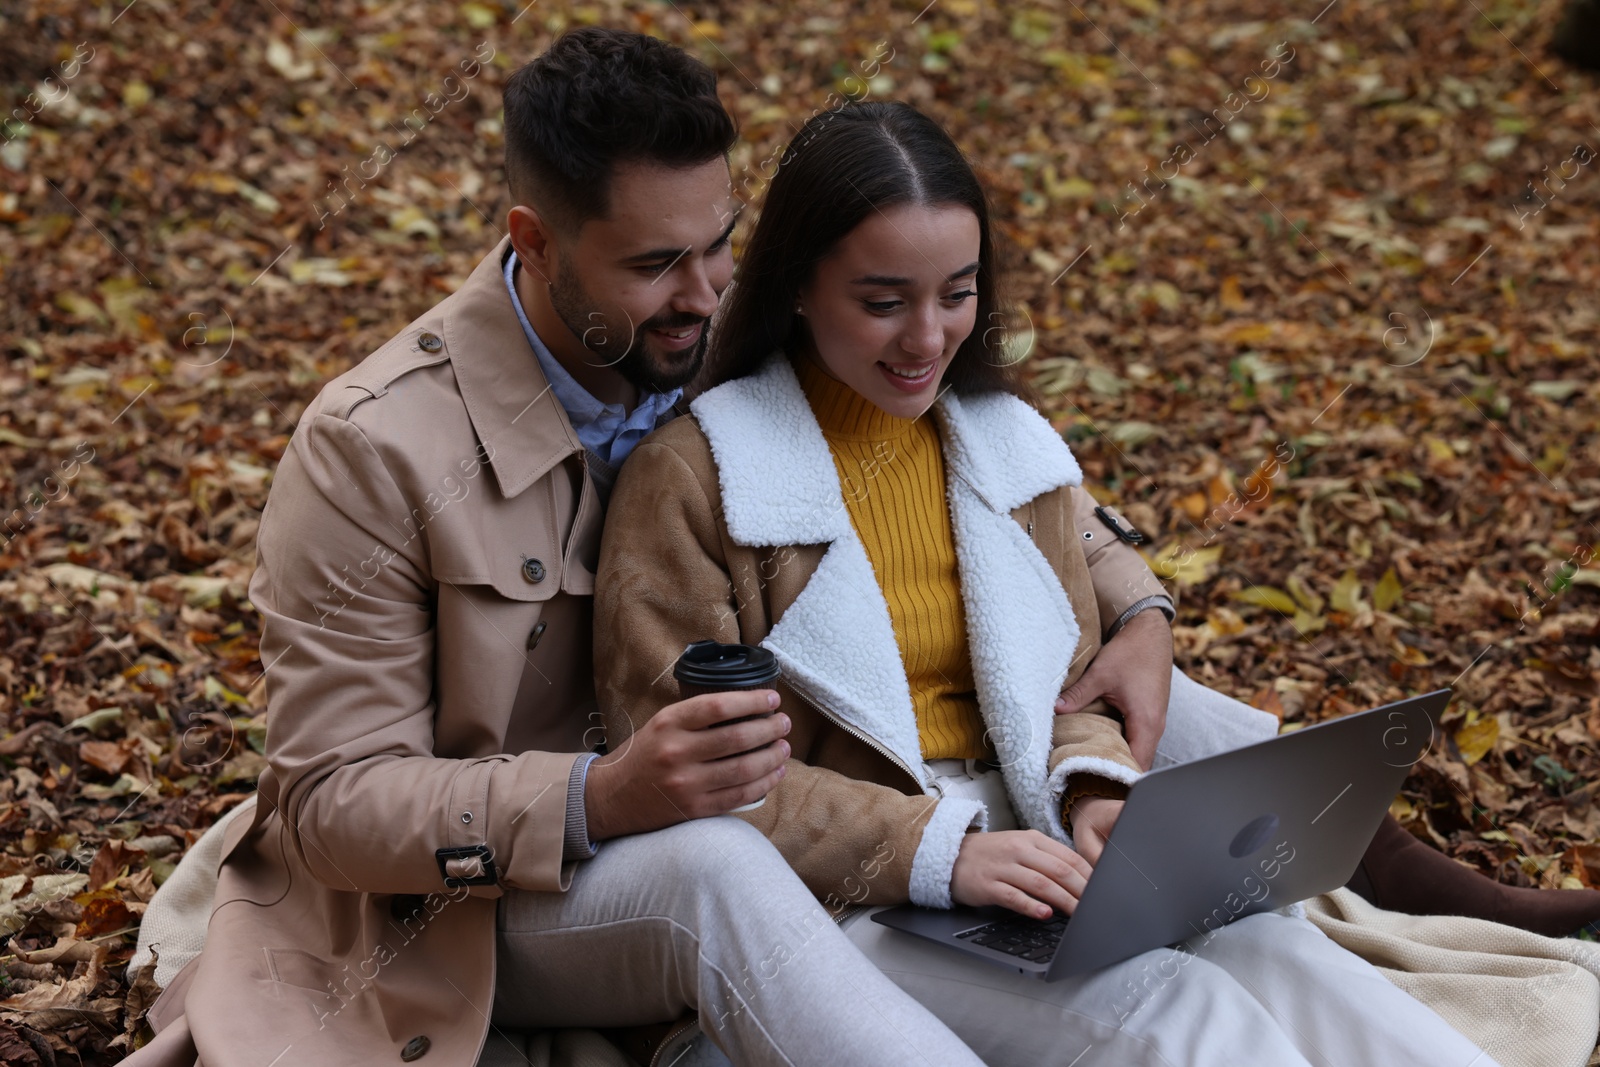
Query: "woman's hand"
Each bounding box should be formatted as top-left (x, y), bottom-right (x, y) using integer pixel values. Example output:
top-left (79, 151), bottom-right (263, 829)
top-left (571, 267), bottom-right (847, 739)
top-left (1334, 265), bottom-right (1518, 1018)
top-left (949, 829), bottom-right (1095, 920)
top-left (1067, 797), bottom-right (1125, 867)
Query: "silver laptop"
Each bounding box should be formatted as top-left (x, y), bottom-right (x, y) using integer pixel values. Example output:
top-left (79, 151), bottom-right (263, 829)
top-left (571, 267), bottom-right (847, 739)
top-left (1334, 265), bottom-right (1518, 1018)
top-left (872, 688), bottom-right (1450, 979)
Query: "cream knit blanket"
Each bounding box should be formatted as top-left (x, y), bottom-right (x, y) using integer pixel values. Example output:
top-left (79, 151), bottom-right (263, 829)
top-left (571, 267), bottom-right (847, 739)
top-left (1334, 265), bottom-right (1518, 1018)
top-left (1306, 888), bottom-right (1600, 1067)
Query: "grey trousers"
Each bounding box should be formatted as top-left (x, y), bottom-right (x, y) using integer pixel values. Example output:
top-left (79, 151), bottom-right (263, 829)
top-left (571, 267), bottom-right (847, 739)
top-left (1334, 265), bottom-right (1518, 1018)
top-left (492, 816), bottom-right (986, 1067)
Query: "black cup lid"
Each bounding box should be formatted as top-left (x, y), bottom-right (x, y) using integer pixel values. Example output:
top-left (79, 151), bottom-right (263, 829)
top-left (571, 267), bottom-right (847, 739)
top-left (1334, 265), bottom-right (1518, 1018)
top-left (673, 640), bottom-right (780, 687)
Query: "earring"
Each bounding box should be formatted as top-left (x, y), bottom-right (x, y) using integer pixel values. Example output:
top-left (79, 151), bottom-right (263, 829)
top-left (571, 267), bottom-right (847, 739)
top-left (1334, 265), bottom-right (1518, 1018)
top-left (794, 302), bottom-right (804, 315)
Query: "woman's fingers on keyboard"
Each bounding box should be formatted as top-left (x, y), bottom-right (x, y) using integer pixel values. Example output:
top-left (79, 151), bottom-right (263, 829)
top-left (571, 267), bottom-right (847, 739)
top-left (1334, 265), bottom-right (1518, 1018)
top-left (1024, 829), bottom-right (1094, 882)
top-left (999, 882), bottom-right (1058, 920)
top-left (953, 830), bottom-right (1095, 919)
top-left (1021, 853), bottom-right (1088, 910)
top-left (1006, 863), bottom-right (1074, 917)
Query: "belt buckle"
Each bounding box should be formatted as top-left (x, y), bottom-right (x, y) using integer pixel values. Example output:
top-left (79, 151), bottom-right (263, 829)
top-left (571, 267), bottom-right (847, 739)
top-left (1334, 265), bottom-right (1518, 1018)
top-left (434, 844), bottom-right (498, 888)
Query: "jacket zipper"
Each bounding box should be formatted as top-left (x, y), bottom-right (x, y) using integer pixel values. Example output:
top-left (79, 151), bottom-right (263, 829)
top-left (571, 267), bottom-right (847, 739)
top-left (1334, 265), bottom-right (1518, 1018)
top-left (647, 1015), bottom-right (701, 1067)
top-left (771, 683), bottom-right (916, 931)
top-left (783, 678), bottom-right (924, 794)
top-left (784, 680), bottom-right (931, 914)
top-left (828, 902), bottom-right (866, 927)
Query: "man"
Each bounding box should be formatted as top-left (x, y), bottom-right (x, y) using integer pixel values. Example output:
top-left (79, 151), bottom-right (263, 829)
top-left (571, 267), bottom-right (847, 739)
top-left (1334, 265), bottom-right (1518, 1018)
top-left (127, 28), bottom-right (986, 1067)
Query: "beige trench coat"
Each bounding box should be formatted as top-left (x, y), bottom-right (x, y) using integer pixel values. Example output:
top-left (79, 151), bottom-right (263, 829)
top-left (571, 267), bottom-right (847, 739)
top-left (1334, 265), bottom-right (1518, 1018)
top-left (129, 236), bottom-right (607, 1067)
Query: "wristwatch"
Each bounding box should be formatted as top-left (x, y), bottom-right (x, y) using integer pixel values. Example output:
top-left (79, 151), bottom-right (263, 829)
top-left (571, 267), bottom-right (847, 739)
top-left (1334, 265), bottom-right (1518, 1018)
top-left (1106, 594), bottom-right (1175, 639)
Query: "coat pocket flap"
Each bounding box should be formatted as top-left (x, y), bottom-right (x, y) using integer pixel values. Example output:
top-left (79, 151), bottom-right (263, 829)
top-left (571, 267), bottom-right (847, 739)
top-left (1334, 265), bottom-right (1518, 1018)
top-left (434, 554), bottom-right (565, 603)
top-left (427, 484), bottom-right (566, 603)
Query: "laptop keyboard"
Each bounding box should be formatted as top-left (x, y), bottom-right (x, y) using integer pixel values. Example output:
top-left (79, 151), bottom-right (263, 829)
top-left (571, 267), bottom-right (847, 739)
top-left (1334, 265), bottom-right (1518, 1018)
top-left (955, 913), bottom-right (1069, 963)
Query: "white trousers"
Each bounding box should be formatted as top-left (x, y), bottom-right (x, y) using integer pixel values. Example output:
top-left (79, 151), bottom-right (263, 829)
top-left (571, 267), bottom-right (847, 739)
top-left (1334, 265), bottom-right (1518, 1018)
top-left (1155, 666), bottom-right (1282, 766)
top-left (493, 816), bottom-right (986, 1067)
top-left (837, 755), bottom-right (1498, 1067)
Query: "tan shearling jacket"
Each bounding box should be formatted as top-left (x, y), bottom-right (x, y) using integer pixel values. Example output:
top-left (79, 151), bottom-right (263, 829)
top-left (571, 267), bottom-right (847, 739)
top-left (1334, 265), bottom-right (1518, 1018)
top-left (595, 355), bottom-right (1163, 914)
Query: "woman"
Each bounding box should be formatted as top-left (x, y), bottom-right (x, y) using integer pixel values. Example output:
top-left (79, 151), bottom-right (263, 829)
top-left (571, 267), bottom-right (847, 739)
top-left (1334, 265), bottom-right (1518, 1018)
top-left (593, 101), bottom-right (1495, 1065)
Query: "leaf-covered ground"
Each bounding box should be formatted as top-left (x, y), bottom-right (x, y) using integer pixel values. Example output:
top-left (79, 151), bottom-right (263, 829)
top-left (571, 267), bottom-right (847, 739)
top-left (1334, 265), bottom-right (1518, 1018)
top-left (1, 0), bottom-right (1597, 1060)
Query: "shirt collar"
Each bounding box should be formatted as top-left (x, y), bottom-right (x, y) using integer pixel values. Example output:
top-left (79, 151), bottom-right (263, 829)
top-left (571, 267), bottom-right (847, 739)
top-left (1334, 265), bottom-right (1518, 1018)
top-left (503, 252), bottom-right (609, 423)
top-left (501, 251), bottom-right (683, 465)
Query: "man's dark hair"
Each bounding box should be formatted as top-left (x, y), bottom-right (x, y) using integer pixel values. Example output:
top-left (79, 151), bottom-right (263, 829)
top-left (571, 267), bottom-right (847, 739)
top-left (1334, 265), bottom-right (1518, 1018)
top-left (503, 28), bottom-right (737, 231)
top-left (705, 101), bottom-right (1029, 400)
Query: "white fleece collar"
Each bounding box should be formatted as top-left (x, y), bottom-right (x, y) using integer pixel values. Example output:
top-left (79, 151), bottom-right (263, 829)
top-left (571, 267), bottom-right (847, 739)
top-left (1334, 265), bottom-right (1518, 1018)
top-left (688, 356), bottom-right (853, 546)
top-left (690, 355), bottom-right (1118, 843)
top-left (689, 356), bottom-right (1082, 545)
top-left (933, 385), bottom-right (1083, 513)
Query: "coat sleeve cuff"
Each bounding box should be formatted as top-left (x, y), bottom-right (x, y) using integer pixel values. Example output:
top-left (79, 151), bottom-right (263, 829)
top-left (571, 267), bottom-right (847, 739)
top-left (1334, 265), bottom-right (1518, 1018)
top-left (482, 750), bottom-right (582, 892)
top-left (907, 796), bottom-right (986, 909)
top-left (1045, 756), bottom-right (1142, 847)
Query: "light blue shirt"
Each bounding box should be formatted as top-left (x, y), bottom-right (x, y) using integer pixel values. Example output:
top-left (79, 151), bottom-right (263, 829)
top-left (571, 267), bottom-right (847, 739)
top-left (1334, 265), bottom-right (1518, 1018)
top-left (503, 250), bottom-right (681, 468)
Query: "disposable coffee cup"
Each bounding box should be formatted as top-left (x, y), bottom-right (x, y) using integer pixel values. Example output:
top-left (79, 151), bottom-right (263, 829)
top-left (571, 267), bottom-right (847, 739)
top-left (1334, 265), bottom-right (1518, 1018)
top-left (674, 641), bottom-right (782, 811)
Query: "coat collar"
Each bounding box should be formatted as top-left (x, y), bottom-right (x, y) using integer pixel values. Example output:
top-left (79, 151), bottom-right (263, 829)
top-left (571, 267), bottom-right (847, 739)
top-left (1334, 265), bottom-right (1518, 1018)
top-left (687, 354), bottom-right (852, 545)
top-left (442, 236), bottom-right (582, 499)
top-left (690, 354), bottom-right (1092, 840)
top-left (688, 355), bottom-right (1083, 546)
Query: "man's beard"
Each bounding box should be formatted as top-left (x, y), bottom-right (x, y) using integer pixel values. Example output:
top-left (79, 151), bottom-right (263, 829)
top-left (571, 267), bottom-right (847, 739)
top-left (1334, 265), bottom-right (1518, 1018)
top-left (548, 266), bottom-right (708, 395)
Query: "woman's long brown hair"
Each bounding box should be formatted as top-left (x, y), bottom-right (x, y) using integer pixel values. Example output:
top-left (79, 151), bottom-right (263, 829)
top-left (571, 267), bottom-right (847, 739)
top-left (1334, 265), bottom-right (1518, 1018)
top-left (702, 101), bottom-right (1032, 401)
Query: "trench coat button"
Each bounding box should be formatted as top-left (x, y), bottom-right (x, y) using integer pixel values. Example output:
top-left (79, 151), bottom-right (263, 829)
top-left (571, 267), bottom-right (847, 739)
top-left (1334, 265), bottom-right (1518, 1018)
top-left (401, 1035), bottom-right (430, 1061)
top-left (526, 620), bottom-right (547, 650)
top-left (417, 331), bottom-right (443, 352)
top-left (521, 558), bottom-right (546, 583)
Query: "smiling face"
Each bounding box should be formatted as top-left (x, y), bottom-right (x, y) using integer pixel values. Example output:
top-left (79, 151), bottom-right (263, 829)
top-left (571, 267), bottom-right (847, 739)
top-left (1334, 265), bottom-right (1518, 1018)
top-left (795, 202), bottom-right (982, 419)
top-left (513, 156), bottom-right (738, 399)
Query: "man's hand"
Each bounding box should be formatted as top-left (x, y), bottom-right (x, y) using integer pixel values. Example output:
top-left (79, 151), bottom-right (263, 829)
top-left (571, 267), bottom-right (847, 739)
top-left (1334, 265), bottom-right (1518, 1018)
top-left (949, 829), bottom-right (1095, 920)
top-left (1067, 797), bottom-right (1124, 867)
top-left (1055, 610), bottom-right (1173, 770)
top-left (585, 692), bottom-right (790, 842)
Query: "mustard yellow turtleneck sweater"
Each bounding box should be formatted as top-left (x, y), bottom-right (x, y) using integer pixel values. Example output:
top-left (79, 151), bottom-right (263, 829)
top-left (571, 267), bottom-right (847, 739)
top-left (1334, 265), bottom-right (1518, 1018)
top-left (794, 355), bottom-right (990, 761)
